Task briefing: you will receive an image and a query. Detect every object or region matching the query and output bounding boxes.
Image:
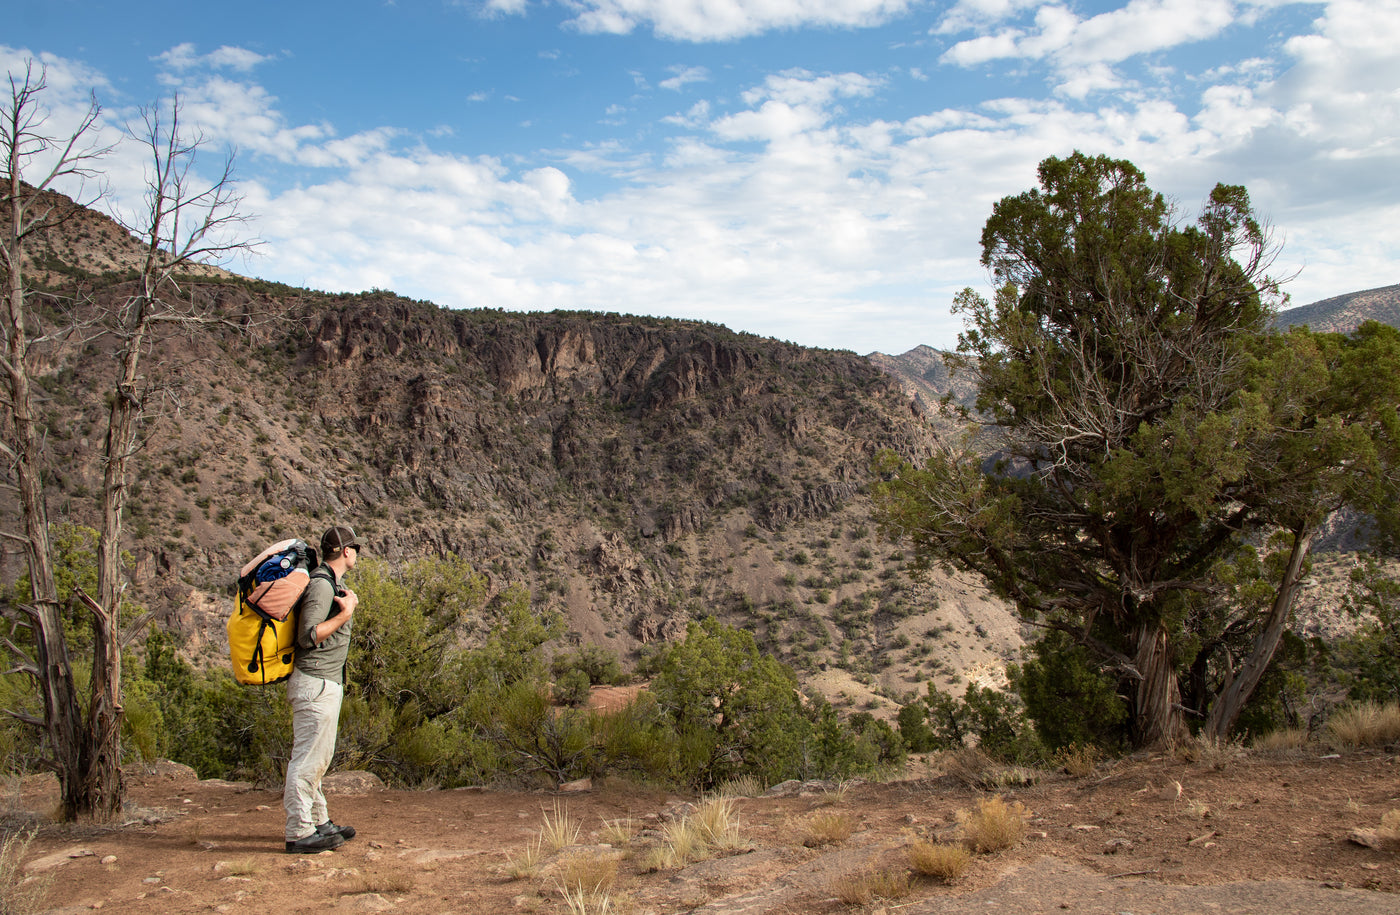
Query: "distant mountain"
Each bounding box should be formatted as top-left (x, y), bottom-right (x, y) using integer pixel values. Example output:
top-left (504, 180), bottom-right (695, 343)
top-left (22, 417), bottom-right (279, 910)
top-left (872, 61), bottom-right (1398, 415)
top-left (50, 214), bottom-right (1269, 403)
top-left (864, 345), bottom-right (978, 437)
top-left (1275, 283), bottom-right (1400, 333)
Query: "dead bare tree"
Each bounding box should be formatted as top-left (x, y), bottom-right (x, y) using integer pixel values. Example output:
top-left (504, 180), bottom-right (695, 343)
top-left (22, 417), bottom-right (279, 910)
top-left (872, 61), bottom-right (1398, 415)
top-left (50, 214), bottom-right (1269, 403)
top-left (1, 62), bottom-right (254, 820)
top-left (83, 96), bottom-right (255, 815)
top-left (1, 61), bottom-right (112, 820)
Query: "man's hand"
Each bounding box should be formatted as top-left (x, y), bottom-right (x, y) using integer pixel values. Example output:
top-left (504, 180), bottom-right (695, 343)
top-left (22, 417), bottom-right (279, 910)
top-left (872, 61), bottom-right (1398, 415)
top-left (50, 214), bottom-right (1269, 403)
top-left (334, 588), bottom-right (359, 619)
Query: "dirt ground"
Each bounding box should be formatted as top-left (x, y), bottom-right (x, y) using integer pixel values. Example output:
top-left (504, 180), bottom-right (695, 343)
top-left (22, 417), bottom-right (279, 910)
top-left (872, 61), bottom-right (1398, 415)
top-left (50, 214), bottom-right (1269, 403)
top-left (9, 747), bottom-right (1400, 914)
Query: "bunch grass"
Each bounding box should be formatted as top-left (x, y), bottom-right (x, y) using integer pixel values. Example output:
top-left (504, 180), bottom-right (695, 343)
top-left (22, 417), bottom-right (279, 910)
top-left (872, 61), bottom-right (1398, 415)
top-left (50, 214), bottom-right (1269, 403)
top-left (957, 795), bottom-right (1030, 853)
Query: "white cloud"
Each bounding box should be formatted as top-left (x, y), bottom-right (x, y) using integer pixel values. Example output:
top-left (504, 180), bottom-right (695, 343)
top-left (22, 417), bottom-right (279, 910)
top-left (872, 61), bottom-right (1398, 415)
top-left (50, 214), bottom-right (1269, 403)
top-left (941, 0), bottom-right (1246, 95)
top-left (936, 0), bottom-right (1044, 32)
top-left (0, 45), bottom-right (109, 104)
top-left (659, 65), bottom-right (710, 90)
top-left (10, 1), bottom-right (1400, 353)
top-left (565, 0), bottom-right (916, 41)
top-left (478, 0), bottom-right (530, 16)
top-left (662, 100), bottom-right (712, 128)
top-left (154, 43), bottom-right (271, 72)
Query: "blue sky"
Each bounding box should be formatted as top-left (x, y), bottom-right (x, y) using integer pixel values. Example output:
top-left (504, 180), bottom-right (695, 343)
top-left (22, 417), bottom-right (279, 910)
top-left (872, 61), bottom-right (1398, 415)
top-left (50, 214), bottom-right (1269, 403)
top-left (7, 0), bottom-right (1398, 353)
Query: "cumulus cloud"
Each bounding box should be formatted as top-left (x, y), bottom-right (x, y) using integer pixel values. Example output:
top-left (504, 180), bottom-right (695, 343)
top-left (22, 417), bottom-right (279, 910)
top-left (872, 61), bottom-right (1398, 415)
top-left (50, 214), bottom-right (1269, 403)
top-left (565, 0), bottom-right (916, 41)
top-left (9, 1), bottom-right (1399, 353)
top-left (941, 0), bottom-right (1247, 95)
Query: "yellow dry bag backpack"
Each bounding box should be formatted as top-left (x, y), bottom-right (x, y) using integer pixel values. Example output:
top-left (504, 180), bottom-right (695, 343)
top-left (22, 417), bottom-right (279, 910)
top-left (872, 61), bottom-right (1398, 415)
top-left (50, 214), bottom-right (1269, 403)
top-left (228, 538), bottom-right (327, 685)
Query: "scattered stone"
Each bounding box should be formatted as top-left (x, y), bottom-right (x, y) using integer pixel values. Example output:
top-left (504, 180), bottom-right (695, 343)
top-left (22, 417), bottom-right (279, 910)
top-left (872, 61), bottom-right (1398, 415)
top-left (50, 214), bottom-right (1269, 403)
top-left (559, 777), bottom-right (592, 793)
top-left (69, 849), bottom-right (96, 858)
top-left (323, 770), bottom-right (385, 794)
top-left (198, 778), bottom-right (253, 790)
top-left (1187, 831), bottom-right (1218, 847)
top-left (101, 855), bottom-right (117, 865)
top-left (145, 760), bottom-right (198, 780)
top-left (1346, 828), bottom-right (1397, 851)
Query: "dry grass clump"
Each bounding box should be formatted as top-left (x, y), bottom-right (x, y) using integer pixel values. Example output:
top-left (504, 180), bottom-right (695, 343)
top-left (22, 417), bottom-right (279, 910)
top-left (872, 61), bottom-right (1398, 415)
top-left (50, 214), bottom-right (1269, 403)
top-left (1053, 743), bottom-right (1101, 777)
top-left (942, 747), bottom-right (1040, 789)
top-left (599, 817), bottom-right (638, 847)
top-left (831, 868), bottom-right (911, 906)
top-left (560, 883), bottom-right (627, 915)
top-left (643, 796), bottom-right (750, 871)
top-left (644, 816), bottom-right (705, 871)
top-left (693, 796), bottom-right (745, 850)
top-left (1327, 702), bottom-right (1400, 749)
top-left (540, 802), bottom-right (583, 853)
top-left (1252, 727), bottom-right (1311, 754)
top-left (218, 857), bottom-right (261, 877)
top-left (505, 836), bottom-right (544, 880)
top-left (339, 870), bottom-right (416, 896)
top-left (907, 839), bottom-right (972, 883)
top-left (1171, 734), bottom-right (1246, 769)
top-left (957, 795), bottom-right (1030, 853)
top-left (0, 829), bottom-right (51, 915)
top-left (558, 850), bottom-right (621, 897)
top-left (803, 811), bottom-right (856, 848)
top-left (506, 802), bottom-right (583, 880)
top-left (716, 775), bottom-right (764, 798)
top-left (814, 781), bottom-right (851, 807)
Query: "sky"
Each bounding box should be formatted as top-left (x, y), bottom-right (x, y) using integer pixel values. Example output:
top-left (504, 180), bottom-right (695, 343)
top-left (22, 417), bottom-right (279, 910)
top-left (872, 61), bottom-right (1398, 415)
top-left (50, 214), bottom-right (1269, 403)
top-left (6, 0), bottom-right (1398, 354)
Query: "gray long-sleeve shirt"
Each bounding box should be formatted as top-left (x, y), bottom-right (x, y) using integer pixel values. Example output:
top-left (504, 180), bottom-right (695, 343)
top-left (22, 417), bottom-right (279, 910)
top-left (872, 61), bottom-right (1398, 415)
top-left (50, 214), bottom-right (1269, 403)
top-left (294, 565), bottom-right (352, 684)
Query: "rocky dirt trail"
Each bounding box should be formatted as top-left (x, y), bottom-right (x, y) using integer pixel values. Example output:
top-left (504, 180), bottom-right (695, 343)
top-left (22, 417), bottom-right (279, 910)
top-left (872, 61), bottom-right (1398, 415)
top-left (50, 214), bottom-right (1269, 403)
top-left (10, 748), bottom-right (1400, 914)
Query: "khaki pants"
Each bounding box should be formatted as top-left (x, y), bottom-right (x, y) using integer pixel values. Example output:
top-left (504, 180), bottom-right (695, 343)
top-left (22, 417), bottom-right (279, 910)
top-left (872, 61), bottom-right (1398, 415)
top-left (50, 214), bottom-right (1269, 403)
top-left (283, 668), bottom-right (343, 841)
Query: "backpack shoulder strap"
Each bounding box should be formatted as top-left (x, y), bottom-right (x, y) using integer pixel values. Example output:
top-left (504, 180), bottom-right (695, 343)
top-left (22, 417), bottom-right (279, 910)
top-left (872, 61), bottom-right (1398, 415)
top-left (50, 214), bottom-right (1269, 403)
top-left (293, 566), bottom-right (338, 617)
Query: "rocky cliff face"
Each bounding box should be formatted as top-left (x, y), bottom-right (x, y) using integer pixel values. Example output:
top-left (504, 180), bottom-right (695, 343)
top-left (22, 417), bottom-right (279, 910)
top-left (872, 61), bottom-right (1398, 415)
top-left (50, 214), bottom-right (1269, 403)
top-left (12, 278), bottom-right (1021, 714)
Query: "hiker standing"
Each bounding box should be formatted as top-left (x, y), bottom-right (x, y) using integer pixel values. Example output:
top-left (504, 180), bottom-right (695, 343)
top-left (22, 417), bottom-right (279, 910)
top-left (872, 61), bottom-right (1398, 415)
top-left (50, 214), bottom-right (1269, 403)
top-left (283, 524), bottom-right (362, 853)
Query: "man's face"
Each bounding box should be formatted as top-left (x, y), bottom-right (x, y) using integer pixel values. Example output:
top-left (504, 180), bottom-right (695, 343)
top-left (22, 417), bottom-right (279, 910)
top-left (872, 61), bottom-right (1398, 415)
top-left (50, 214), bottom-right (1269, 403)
top-left (343, 544), bottom-right (359, 570)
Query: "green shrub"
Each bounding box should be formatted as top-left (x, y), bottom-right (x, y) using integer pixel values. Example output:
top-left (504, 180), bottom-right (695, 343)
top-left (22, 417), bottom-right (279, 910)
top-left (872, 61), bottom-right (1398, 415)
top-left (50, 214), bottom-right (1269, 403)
top-left (1011, 629), bottom-right (1128, 752)
top-left (552, 646), bottom-right (626, 689)
top-left (898, 682), bottom-right (1044, 765)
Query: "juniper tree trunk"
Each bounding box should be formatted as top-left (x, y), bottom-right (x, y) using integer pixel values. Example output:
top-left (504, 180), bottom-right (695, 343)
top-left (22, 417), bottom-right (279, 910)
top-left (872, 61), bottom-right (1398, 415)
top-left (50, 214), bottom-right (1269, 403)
top-left (1132, 621), bottom-right (1186, 748)
top-left (1205, 526), bottom-right (1315, 741)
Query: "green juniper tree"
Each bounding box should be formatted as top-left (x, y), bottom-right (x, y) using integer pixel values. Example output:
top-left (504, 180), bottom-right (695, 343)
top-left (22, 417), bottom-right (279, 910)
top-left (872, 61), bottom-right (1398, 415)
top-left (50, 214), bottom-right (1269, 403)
top-left (876, 152), bottom-right (1400, 747)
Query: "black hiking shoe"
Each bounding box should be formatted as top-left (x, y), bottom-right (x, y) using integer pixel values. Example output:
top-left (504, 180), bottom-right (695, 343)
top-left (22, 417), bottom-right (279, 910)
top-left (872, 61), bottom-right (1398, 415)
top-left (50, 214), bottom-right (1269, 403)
top-left (285, 831), bottom-right (344, 854)
top-left (317, 820), bottom-right (356, 841)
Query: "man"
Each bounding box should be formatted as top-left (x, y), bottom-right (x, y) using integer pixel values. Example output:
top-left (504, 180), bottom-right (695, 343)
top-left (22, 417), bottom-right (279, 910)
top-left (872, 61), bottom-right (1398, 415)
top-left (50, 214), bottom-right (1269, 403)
top-left (283, 524), bottom-right (362, 853)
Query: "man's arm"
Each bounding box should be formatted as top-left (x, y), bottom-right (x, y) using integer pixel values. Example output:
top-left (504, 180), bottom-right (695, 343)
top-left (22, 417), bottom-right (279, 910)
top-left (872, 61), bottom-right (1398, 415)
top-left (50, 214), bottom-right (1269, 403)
top-left (309, 589), bottom-right (357, 645)
top-left (298, 580), bottom-right (357, 648)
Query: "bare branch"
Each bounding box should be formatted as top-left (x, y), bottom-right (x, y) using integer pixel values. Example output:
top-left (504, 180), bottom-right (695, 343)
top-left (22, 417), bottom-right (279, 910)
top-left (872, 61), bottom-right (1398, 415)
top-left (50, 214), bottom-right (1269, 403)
top-left (73, 587), bottom-right (110, 625)
top-left (120, 609), bottom-right (160, 649)
top-left (1, 707), bottom-right (44, 728)
top-left (1, 636), bottom-right (36, 672)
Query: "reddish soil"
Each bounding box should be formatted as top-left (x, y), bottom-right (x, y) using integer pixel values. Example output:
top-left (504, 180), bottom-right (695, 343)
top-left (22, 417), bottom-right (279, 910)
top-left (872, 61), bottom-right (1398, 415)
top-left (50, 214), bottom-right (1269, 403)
top-left (10, 747), bottom-right (1400, 914)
